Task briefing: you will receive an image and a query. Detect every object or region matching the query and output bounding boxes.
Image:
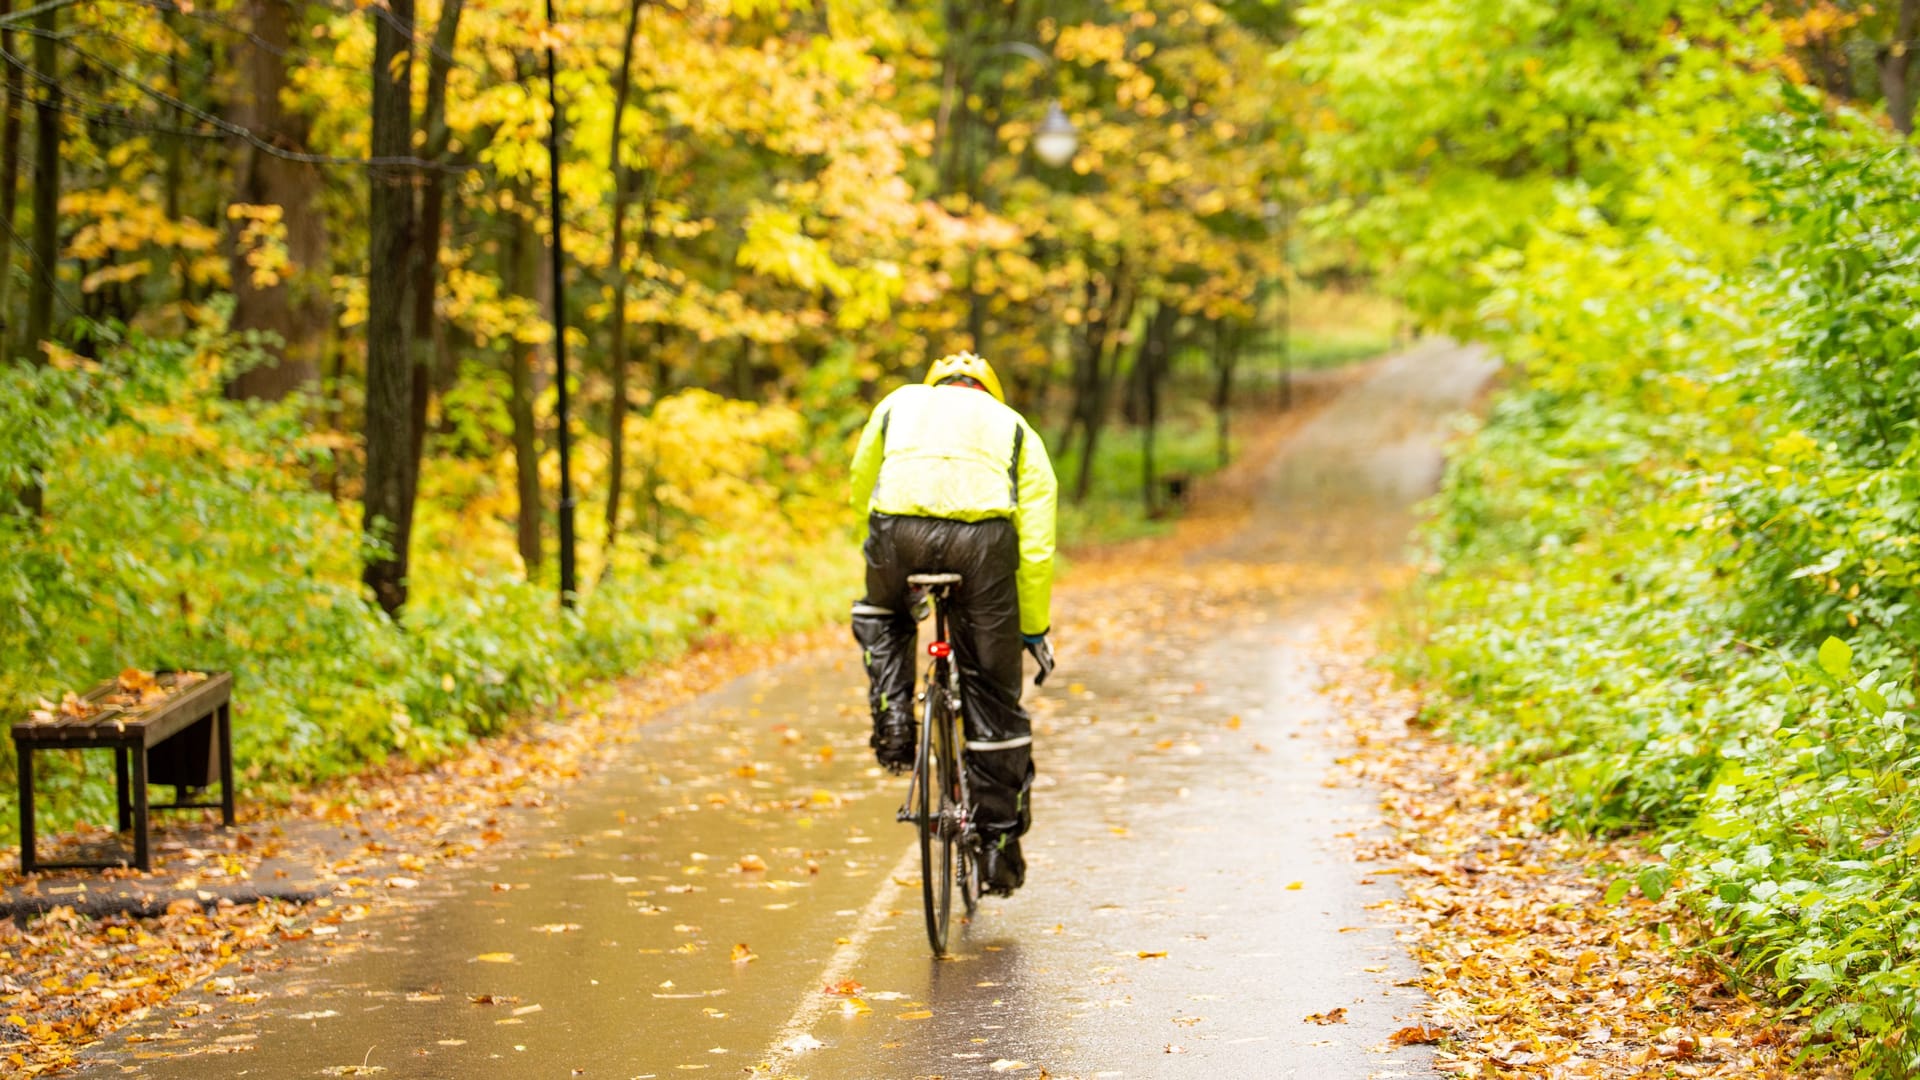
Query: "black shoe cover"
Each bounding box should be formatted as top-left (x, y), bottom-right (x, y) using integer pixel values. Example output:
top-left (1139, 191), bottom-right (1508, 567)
top-left (872, 719), bottom-right (916, 773)
top-left (980, 839), bottom-right (1025, 896)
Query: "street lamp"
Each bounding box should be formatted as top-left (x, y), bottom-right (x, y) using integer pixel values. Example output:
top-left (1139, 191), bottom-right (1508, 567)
top-left (1033, 100), bottom-right (1079, 168)
top-left (971, 43), bottom-right (1077, 170)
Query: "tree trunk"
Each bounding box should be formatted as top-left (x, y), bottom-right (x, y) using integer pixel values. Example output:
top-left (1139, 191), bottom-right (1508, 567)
top-left (603, 0), bottom-right (644, 554)
top-left (641, 319), bottom-right (667, 559)
top-left (11, 0), bottom-right (50, 517)
top-left (406, 0), bottom-right (466, 493)
top-left (606, 173), bottom-right (663, 557)
top-left (164, 11), bottom-right (191, 313)
top-left (361, 0), bottom-right (418, 616)
top-left (163, 10), bottom-right (198, 317)
top-left (508, 199), bottom-right (543, 578)
top-left (733, 339), bottom-right (753, 400)
top-left (1880, 0), bottom-right (1920, 136)
top-left (1210, 318), bottom-right (1238, 469)
top-left (1055, 273), bottom-right (1108, 454)
top-left (23, 0), bottom-right (57, 368)
top-left (0, 0), bottom-right (22, 361)
top-left (934, 0), bottom-right (964, 196)
top-left (1275, 202), bottom-right (1293, 410)
top-left (226, 0), bottom-right (329, 401)
top-left (1072, 272), bottom-right (1135, 503)
top-left (1137, 302), bottom-right (1176, 516)
top-left (604, 198), bottom-right (630, 552)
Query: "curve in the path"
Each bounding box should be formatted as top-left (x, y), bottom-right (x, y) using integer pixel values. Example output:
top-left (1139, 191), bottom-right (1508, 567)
top-left (74, 340), bottom-right (1496, 1080)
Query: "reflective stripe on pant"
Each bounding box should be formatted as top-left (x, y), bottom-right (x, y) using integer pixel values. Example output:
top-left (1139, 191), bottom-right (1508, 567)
top-left (854, 512), bottom-right (1035, 846)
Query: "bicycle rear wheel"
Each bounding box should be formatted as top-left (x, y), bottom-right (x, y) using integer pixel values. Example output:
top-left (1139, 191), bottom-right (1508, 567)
top-left (939, 692), bottom-right (979, 924)
top-left (952, 722), bottom-right (980, 919)
top-left (918, 675), bottom-right (955, 955)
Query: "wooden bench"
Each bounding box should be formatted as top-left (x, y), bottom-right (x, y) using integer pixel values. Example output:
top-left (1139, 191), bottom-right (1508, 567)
top-left (12, 672), bottom-right (235, 873)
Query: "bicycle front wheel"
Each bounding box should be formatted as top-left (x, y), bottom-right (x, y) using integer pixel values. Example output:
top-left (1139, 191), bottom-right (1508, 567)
top-left (918, 678), bottom-right (955, 956)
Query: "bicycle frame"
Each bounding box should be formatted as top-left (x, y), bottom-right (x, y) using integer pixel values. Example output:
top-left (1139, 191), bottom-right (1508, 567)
top-left (895, 575), bottom-right (980, 955)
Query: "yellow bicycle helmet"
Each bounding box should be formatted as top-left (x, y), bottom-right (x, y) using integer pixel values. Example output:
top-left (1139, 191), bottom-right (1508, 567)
top-left (925, 351), bottom-right (1006, 403)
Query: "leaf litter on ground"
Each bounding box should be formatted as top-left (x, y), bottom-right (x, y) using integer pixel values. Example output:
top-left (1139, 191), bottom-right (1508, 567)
top-left (1319, 614), bottom-right (1852, 1078)
top-left (0, 627), bottom-right (844, 1074)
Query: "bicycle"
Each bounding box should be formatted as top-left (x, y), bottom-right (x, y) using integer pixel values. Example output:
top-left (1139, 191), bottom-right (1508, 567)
top-left (895, 572), bottom-right (979, 956)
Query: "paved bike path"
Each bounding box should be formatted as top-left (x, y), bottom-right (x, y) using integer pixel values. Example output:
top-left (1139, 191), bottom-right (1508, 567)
top-left (76, 340), bottom-right (1496, 1079)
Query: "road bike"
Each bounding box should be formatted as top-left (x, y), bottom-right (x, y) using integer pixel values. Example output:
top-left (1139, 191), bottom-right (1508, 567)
top-left (895, 572), bottom-right (979, 956)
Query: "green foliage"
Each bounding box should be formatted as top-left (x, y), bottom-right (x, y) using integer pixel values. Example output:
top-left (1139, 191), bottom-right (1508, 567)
top-left (1290, 0), bottom-right (1775, 325)
top-left (1395, 70), bottom-right (1920, 1071)
top-left (0, 332), bottom-right (858, 838)
top-left (1053, 413), bottom-right (1224, 546)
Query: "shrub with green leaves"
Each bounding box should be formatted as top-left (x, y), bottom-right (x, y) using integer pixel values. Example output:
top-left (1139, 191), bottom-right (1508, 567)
top-left (1395, 63), bottom-right (1920, 1073)
top-left (0, 330), bottom-right (859, 837)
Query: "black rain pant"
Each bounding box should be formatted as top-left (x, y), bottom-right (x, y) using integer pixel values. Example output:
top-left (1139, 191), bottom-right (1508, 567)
top-left (851, 513), bottom-right (1034, 849)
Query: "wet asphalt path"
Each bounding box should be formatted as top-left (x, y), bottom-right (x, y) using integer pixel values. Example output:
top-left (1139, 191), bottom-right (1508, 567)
top-left (77, 341), bottom-right (1496, 1079)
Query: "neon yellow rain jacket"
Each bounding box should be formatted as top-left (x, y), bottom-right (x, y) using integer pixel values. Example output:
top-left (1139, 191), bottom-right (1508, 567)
top-left (850, 383), bottom-right (1058, 637)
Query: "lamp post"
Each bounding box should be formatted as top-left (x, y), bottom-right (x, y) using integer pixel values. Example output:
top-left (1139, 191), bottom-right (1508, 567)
top-left (954, 42), bottom-right (1078, 353)
top-left (1261, 196), bottom-right (1291, 410)
top-left (546, 0), bottom-right (577, 608)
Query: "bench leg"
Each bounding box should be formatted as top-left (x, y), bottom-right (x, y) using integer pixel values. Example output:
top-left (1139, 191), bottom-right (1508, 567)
top-left (18, 746), bottom-right (35, 876)
top-left (115, 746), bottom-right (132, 833)
top-left (131, 746), bottom-right (150, 872)
top-left (217, 702), bottom-right (234, 828)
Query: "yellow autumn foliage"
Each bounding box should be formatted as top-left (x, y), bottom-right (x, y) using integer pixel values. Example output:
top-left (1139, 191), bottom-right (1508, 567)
top-left (630, 389), bottom-right (806, 544)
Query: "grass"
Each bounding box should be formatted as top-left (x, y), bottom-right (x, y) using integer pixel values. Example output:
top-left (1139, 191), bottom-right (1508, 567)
top-left (1055, 404), bottom-right (1229, 547)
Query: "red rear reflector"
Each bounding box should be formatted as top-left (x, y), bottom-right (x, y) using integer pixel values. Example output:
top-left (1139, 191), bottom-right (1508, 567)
top-left (929, 642), bottom-right (952, 658)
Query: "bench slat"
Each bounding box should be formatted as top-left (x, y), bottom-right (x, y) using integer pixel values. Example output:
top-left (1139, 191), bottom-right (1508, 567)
top-left (12, 673), bottom-right (232, 745)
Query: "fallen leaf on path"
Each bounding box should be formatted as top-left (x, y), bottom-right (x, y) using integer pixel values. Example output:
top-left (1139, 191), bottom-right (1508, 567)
top-left (989, 1060), bottom-right (1029, 1072)
top-left (730, 943), bottom-right (756, 964)
top-left (1323, 621), bottom-right (1834, 1078)
top-left (898, 1009), bottom-right (933, 1020)
top-left (824, 980), bottom-right (863, 996)
top-left (1136, 950), bottom-right (1167, 959)
top-left (1305, 1007), bottom-right (1348, 1025)
top-left (474, 952), bottom-right (515, 963)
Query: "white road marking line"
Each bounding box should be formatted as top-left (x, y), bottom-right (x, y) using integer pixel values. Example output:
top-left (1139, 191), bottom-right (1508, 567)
top-left (763, 841), bottom-right (919, 1064)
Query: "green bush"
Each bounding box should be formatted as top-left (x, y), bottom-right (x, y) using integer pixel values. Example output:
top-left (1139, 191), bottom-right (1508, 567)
top-left (1401, 84), bottom-right (1920, 1071)
top-left (0, 330), bottom-right (860, 838)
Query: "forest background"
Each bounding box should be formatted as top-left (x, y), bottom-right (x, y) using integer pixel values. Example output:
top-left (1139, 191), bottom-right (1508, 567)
top-left (0, 0), bottom-right (1377, 829)
top-left (12, 0), bottom-right (1920, 1068)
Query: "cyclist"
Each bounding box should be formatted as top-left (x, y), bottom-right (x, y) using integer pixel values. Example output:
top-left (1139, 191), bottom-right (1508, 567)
top-left (849, 352), bottom-right (1057, 897)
